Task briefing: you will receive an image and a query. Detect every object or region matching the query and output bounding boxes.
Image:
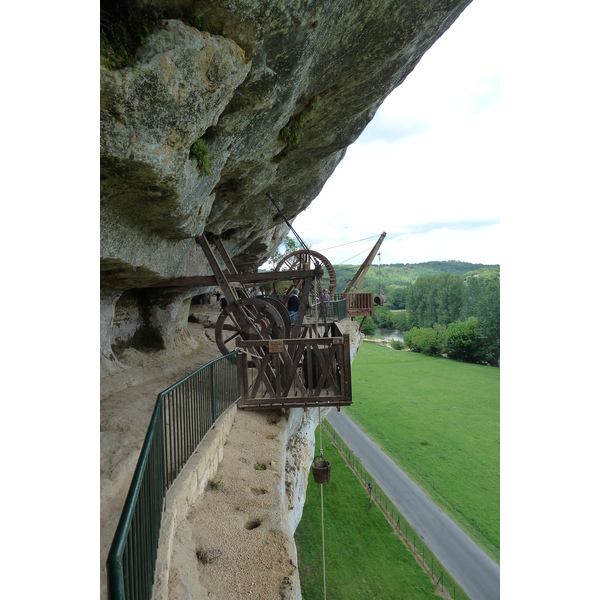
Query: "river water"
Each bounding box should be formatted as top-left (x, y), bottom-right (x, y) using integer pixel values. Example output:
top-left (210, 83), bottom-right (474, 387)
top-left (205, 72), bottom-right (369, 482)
top-left (371, 328), bottom-right (404, 341)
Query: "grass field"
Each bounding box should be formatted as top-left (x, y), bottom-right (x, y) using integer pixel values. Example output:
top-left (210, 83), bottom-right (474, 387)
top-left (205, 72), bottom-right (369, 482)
top-left (295, 433), bottom-right (440, 599)
top-left (345, 343), bottom-right (500, 562)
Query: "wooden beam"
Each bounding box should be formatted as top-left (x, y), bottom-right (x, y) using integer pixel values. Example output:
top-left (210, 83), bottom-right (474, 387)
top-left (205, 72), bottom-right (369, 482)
top-left (147, 268), bottom-right (321, 289)
top-left (343, 232), bottom-right (387, 295)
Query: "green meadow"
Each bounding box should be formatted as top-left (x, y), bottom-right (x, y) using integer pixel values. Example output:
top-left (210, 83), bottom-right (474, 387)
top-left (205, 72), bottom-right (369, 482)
top-left (346, 343), bottom-right (500, 561)
top-left (295, 433), bottom-right (440, 599)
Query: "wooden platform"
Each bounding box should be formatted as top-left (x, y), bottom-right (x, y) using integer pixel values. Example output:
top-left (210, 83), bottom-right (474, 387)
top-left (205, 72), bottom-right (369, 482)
top-left (236, 333), bottom-right (352, 409)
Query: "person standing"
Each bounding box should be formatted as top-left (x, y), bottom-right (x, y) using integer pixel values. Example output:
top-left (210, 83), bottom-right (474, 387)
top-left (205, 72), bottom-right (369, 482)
top-left (287, 289), bottom-right (300, 324)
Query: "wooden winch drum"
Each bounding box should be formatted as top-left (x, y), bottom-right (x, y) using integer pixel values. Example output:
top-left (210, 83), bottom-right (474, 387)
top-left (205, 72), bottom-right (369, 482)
top-left (311, 459), bottom-right (331, 484)
top-left (374, 293), bottom-right (387, 306)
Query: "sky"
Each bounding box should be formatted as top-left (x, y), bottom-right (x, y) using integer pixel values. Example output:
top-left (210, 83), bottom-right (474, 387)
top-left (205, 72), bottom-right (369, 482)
top-left (288, 0), bottom-right (501, 267)
top-left (1, 2), bottom-right (598, 596)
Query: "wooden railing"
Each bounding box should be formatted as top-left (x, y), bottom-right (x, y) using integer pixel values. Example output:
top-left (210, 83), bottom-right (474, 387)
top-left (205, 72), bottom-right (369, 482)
top-left (344, 292), bottom-right (374, 317)
top-left (236, 333), bottom-right (352, 409)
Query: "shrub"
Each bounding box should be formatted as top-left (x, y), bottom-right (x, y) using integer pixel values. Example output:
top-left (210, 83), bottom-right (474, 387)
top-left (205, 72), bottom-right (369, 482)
top-left (280, 113), bottom-right (307, 148)
top-left (403, 326), bottom-right (443, 356)
top-left (209, 475), bottom-right (224, 490)
top-left (390, 340), bottom-right (404, 351)
top-left (361, 316), bottom-right (377, 335)
top-left (189, 138), bottom-right (213, 176)
top-left (444, 318), bottom-right (480, 362)
top-left (372, 306), bottom-right (392, 328)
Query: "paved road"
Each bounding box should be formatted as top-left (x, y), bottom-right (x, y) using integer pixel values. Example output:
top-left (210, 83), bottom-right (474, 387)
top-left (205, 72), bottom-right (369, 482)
top-left (326, 410), bottom-right (500, 600)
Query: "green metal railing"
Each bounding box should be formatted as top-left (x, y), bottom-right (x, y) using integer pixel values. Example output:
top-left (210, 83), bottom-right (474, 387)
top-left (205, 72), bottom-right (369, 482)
top-left (265, 294), bottom-right (347, 322)
top-left (106, 352), bottom-right (239, 600)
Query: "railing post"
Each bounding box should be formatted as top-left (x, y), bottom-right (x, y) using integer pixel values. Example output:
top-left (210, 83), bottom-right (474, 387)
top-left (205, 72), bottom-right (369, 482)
top-left (211, 362), bottom-right (216, 423)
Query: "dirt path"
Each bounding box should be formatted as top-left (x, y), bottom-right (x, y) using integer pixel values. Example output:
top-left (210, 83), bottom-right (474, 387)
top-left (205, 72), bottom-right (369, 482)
top-left (100, 301), bottom-right (302, 599)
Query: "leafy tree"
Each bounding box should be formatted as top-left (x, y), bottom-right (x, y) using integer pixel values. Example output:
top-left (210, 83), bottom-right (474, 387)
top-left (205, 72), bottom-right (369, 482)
top-left (406, 274), bottom-right (462, 328)
top-left (333, 260), bottom-right (496, 296)
top-left (389, 286), bottom-right (408, 309)
top-left (461, 271), bottom-right (500, 365)
top-left (391, 310), bottom-right (408, 332)
top-left (444, 318), bottom-right (480, 362)
top-left (372, 306), bottom-right (394, 328)
top-left (268, 235), bottom-right (303, 269)
top-left (361, 316), bottom-right (377, 335)
top-left (475, 277), bottom-right (500, 365)
top-left (403, 325), bottom-right (445, 356)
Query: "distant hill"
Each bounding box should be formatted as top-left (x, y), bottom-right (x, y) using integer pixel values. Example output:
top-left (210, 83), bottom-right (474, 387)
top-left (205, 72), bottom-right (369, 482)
top-left (334, 260), bottom-right (499, 295)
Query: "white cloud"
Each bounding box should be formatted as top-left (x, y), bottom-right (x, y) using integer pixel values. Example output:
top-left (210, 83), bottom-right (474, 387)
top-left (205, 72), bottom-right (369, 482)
top-left (291, 0), bottom-right (501, 266)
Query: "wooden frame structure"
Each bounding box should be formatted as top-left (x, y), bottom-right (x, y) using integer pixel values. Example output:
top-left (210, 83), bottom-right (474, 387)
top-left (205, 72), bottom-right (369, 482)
top-left (236, 332), bottom-right (352, 409)
top-left (340, 232), bottom-right (386, 319)
top-left (191, 234), bottom-right (353, 409)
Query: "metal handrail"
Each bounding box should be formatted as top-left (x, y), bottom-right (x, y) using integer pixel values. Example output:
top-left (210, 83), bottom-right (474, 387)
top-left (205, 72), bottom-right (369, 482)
top-left (106, 352), bottom-right (239, 600)
top-left (264, 294), bottom-right (347, 321)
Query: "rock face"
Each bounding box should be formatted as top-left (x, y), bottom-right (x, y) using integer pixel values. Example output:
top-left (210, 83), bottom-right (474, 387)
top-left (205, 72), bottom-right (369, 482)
top-left (101, 4), bottom-right (472, 596)
top-left (100, 0), bottom-right (472, 366)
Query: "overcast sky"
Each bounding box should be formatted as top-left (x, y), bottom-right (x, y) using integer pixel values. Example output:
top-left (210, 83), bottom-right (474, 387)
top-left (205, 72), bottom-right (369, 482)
top-left (289, 0), bottom-right (501, 267)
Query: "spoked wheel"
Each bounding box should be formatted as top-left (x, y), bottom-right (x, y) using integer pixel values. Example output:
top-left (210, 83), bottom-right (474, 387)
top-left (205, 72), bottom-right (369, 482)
top-left (214, 297), bottom-right (287, 356)
top-left (261, 296), bottom-right (292, 338)
top-left (273, 250), bottom-right (336, 300)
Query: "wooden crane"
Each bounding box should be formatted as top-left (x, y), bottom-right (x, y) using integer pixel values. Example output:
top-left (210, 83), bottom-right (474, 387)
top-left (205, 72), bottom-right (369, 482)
top-left (195, 234), bottom-right (352, 410)
top-left (338, 232), bottom-right (386, 322)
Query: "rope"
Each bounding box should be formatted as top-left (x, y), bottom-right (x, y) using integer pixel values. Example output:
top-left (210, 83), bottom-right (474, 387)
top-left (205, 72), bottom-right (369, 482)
top-left (312, 234), bottom-right (381, 253)
top-left (321, 483), bottom-right (327, 600)
top-left (318, 405), bottom-right (326, 599)
top-left (318, 407), bottom-right (323, 458)
top-left (338, 246), bottom-right (373, 265)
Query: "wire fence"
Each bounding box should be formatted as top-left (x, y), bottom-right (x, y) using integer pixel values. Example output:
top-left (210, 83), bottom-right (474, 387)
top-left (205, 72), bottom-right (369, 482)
top-left (323, 419), bottom-right (470, 600)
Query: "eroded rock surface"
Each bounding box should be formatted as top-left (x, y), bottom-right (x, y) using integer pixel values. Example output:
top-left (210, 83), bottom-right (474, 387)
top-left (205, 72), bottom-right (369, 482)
top-left (100, 0), bottom-right (472, 366)
top-left (100, 2), bottom-right (471, 596)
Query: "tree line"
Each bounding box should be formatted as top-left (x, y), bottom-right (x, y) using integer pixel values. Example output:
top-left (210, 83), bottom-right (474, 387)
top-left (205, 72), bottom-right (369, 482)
top-left (264, 240), bottom-right (499, 365)
top-left (362, 267), bottom-right (500, 366)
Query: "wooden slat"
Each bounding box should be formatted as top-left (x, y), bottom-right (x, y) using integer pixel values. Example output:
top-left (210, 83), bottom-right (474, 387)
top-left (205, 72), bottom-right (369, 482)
top-left (236, 336), bottom-right (352, 409)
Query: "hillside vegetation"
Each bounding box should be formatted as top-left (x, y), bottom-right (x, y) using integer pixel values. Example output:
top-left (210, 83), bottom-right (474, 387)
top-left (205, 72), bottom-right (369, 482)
top-left (334, 261), bottom-right (498, 307)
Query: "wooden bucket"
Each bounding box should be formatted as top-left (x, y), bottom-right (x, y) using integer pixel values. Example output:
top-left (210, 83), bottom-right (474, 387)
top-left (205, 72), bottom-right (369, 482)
top-left (311, 459), bottom-right (331, 484)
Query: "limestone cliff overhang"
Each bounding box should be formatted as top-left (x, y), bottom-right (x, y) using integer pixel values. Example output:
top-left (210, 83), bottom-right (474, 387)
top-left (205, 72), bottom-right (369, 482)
top-left (100, 0), bottom-right (472, 290)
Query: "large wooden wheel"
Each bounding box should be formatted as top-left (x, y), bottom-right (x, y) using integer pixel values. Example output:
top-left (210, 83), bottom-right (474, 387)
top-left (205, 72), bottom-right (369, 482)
top-left (215, 297), bottom-right (287, 356)
top-left (261, 296), bottom-right (292, 337)
top-left (273, 250), bottom-right (336, 300)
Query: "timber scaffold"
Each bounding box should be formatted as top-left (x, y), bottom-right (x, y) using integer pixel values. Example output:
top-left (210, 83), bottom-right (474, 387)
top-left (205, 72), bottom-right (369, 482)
top-left (237, 327), bottom-right (352, 410)
top-left (196, 233), bottom-right (353, 410)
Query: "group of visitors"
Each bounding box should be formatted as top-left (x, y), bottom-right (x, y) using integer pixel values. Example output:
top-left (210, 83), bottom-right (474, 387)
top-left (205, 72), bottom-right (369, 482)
top-left (216, 285), bottom-right (266, 311)
top-left (246, 286), bottom-right (264, 298)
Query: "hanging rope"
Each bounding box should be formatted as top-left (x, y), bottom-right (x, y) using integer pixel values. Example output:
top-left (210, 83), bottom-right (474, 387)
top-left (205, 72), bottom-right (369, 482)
top-left (318, 406), bottom-right (326, 600)
top-left (321, 483), bottom-right (327, 600)
top-left (318, 407), bottom-right (323, 458)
